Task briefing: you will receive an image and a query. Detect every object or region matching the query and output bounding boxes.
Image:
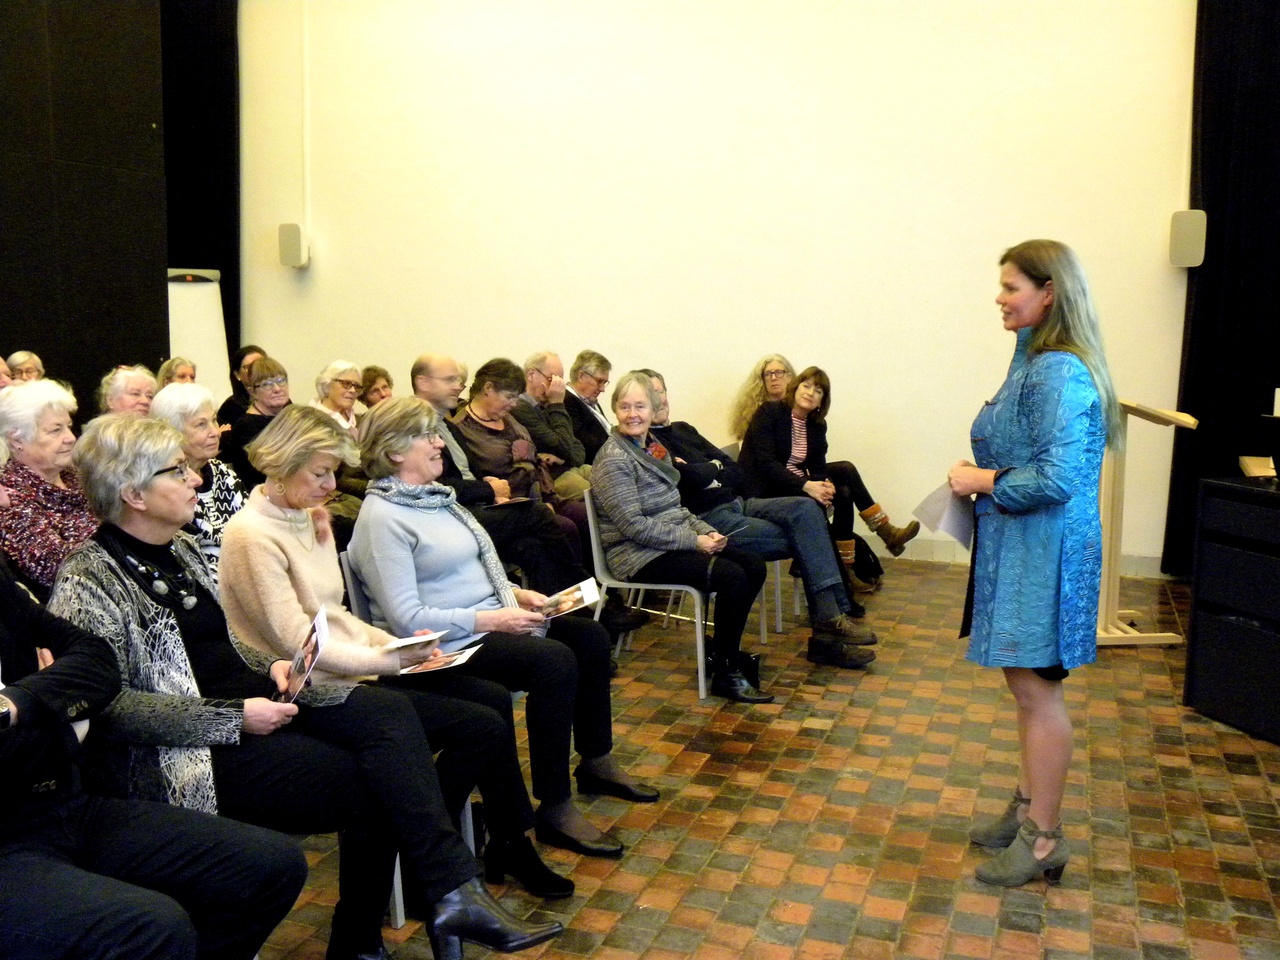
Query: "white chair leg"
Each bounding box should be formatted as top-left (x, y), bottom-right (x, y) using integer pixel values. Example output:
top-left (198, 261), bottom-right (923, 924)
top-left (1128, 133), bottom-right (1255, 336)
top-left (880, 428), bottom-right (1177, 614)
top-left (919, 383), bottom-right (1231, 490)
top-left (389, 854), bottom-right (406, 929)
top-left (772, 561), bottom-right (783, 632)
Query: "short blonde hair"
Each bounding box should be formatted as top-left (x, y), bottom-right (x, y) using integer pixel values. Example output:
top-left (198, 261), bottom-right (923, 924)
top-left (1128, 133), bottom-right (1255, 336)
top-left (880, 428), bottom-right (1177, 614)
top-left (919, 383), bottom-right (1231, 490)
top-left (0, 379), bottom-right (78, 444)
top-left (359, 396), bottom-right (439, 480)
top-left (247, 404), bottom-right (358, 481)
top-left (75, 414), bottom-right (184, 524)
top-left (156, 356), bottom-right (197, 389)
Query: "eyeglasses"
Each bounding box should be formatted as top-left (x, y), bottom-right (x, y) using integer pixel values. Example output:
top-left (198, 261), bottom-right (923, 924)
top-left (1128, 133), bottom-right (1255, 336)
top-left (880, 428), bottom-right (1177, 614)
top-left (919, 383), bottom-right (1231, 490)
top-left (762, 370), bottom-right (789, 379)
top-left (418, 374), bottom-right (463, 385)
top-left (152, 459), bottom-right (193, 480)
top-left (334, 378), bottom-right (361, 392)
top-left (254, 377), bottom-right (288, 390)
top-left (584, 374), bottom-right (609, 389)
top-left (416, 429), bottom-right (441, 442)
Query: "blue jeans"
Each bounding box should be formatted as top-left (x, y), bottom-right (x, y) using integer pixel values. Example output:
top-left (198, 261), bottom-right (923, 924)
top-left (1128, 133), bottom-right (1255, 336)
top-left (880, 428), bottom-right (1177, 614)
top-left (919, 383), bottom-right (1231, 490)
top-left (701, 497), bottom-right (847, 608)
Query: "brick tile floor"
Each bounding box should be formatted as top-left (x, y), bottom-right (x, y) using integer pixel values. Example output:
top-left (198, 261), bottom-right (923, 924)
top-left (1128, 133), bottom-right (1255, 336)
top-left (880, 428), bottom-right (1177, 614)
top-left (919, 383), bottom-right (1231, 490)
top-left (259, 561), bottom-right (1280, 960)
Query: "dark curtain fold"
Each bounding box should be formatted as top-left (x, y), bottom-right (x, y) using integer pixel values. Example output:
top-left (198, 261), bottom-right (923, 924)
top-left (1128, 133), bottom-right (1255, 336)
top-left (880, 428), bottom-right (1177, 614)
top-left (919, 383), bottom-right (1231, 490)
top-left (1162, 1), bottom-right (1280, 574)
top-left (160, 0), bottom-right (241, 355)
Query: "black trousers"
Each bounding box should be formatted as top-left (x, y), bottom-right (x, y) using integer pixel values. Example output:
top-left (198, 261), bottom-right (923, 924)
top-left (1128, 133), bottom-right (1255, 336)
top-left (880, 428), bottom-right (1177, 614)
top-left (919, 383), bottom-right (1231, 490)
top-left (379, 677), bottom-right (536, 836)
top-left (0, 794), bottom-right (306, 960)
top-left (469, 500), bottom-right (589, 594)
top-left (210, 684), bottom-right (479, 951)
top-left (634, 546), bottom-right (767, 662)
top-left (401, 615), bottom-right (614, 805)
top-left (823, 460), bottom-right (873, 539)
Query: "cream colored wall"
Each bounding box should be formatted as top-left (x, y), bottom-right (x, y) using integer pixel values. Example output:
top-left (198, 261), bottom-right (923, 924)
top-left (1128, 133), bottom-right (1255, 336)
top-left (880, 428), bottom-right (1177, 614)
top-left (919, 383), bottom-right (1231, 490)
top-left (240, 0), bottom-right (1197, 568)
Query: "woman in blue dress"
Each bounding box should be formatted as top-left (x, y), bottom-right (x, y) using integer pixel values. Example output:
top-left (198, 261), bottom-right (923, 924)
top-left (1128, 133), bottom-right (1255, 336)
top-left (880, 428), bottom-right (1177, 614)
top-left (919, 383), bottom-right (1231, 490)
top-left (948, 239), bottom-right (1119, 887)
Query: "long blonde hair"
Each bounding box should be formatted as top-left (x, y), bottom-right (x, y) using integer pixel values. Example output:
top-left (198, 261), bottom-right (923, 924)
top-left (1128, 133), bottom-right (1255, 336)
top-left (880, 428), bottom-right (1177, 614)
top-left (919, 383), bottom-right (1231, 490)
top-left (1000, 240), bottom-right (1121, 444)
top-left (728, 354), bottom-right (794, 440)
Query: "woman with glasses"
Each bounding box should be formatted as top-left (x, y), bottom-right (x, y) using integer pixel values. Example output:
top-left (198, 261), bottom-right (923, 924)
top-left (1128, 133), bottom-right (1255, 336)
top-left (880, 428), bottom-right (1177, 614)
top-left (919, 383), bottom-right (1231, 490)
top-left (347, 397), bottom-right (657, 865)
top-left (50, 413), bottom-right (562, 960)
top-left (451, 359), bottom-right (542, 501)
top-left (311, 361), bottom-right (363, 439)
top-left (728, 354), bottom-right (795, 442)
top-left (150, 382), bottom-right (246, 580)
top-left (222, 357), bottom-right (292, 490)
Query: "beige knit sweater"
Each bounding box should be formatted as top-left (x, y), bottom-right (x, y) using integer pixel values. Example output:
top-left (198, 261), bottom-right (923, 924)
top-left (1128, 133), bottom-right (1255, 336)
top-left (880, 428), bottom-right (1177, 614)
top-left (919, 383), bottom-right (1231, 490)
top-left (219, 487), bottom-right (400, 683)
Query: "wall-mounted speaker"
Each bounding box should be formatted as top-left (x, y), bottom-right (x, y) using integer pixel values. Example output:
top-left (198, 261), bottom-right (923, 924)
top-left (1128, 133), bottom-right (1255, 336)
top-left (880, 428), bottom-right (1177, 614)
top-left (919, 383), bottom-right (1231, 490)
top-left (1170, 210), bottom-right (1206, 268)
top-left (278, 222), bottom-right (310, 268)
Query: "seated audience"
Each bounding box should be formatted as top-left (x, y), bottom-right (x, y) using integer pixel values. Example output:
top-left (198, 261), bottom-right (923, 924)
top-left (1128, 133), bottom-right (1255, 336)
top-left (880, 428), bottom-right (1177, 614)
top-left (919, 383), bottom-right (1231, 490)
top-left (411, 354), bottom-right (591, 595)
top-left (218, 406), bottom-right (576, 897)
top-left (223, 356), bottom-right (291, 489)
top-left (360, 365), bottom-right (394, 410)
top-left (6, 350), bottom-right (45, 382)
top-left (49, 413), bottom-right (562, 959)
top-left (739, 365), bottom-right (919, 564)
top-left (591, 372), bottom-right (773, 703)
top-left (2, 553), bottom-right (307, 960)
top-left (349, 397), bottom-right (658, 859)
top-left (150, 382), bottom-right (246, 579)
top-left (156, 356), bottom-right (197, 389)
top-left (512, 350), bottom-right (591, 501)
top-left (563, 350), bottom-right (613, 461)
top-left (728, 354), bottom-right (795, 441)
top-left (217, 344), bottom-right (266, 428)
top-left (98, 365), bottom-right (157, 416)
top-left (311, 360), bottom-right (362, 438)
top-left (0, 381), bottom-right (98, 596)
top-left (643, 370), bottom-right (875, 669)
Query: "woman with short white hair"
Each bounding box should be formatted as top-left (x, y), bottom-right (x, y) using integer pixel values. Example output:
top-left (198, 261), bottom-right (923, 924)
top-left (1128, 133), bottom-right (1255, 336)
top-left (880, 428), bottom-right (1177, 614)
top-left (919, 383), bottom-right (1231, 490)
top-left (151, 382), bottom-right (246, 579)
top-left (311, 360), bottom-right (362, 438)
top-left (0, 380), bottom-right (97, 593)
top-left (98, 365), bottom-right (157, 416)
top-left (6, 350), bottom-right (44, 382)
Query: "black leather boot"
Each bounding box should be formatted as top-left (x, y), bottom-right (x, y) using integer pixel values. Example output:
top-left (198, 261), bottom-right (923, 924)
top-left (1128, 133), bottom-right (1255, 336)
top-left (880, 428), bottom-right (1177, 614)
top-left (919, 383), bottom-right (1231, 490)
top-left (429, 876), bottom-right (562, 959)
top-left (709, 657), bottom-right (774, 703)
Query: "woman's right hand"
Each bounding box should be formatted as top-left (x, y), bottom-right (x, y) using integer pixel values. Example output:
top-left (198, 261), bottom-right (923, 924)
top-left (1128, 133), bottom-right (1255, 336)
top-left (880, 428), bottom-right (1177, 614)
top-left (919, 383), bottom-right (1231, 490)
top-left (399, 645), bottom-right (443, 670)
top-left (802, 479), bottom-right (834, 506)
top-left (243, 697), bottom-right (298, 735)
top-left (474, 607), bottom-right (546, 635)
top-left (695, 533), bottom-right (727, 554)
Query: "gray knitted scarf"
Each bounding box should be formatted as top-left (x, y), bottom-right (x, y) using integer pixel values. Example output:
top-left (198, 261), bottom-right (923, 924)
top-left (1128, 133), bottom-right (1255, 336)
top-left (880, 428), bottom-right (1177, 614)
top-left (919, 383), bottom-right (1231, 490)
top-left (364, 476), bottom-right (518, 609)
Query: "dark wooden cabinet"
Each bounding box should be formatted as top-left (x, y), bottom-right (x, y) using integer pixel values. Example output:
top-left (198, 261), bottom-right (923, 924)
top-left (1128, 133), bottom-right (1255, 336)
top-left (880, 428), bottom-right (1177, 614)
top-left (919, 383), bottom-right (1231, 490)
top-left (1186, 477), bottom-right (1280, 744)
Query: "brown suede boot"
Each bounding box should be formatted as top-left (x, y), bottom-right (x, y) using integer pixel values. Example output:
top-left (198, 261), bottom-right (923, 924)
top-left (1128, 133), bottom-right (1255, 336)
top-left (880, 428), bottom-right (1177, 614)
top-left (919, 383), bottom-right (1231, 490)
top-left (859, 504), bottom-right (920, 557)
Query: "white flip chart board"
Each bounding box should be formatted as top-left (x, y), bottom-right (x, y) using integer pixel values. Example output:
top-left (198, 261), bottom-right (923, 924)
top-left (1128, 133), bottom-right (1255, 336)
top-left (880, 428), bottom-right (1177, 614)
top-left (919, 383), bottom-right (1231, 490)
top-left (166, 269), bottom-right (231, 398)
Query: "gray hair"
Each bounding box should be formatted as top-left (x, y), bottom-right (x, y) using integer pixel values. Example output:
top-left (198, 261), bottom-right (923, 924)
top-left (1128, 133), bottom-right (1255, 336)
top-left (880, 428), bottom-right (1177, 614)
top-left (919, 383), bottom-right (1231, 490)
top-left (569, 349), bottom-right (611, 382)
top-left (522, 350), bottom-right (559, 377)
top-left (315, 360), bottom-right (360, 401)
top-left (6, 350), bottom-right (44, 378)
top-left (610, 370), bottom-right (661, 415)
top-left (150, 383), bottom-right (216, 431)
top-left (0, 379), bottom-right (78, 444)
top-left (98, 365), bottom-right (157, 414)
top-left (247, 404), bottom-right (358, 481)
top-left (74, 414), bottom-right (184, 524)
top-left (358, 396), bottom-right (439, 480)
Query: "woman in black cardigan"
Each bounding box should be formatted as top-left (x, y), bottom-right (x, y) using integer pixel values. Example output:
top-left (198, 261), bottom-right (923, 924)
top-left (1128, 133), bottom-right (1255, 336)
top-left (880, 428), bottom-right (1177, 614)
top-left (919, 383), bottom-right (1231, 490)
top-left (738, 366), bottom-right (918, 570)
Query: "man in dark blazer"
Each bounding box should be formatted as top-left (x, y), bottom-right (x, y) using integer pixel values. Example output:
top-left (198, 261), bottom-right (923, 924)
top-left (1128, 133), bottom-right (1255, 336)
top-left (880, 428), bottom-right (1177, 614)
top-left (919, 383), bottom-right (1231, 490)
top-left (563, 349), bottom-right (613, 462)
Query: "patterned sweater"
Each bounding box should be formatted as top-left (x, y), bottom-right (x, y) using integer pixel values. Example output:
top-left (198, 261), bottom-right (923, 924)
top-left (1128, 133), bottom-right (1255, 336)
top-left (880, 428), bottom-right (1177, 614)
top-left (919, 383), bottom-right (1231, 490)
top-left (188, 459), bottom-right (246, 581)
top-left (0, 460), bottom-right (99, 588)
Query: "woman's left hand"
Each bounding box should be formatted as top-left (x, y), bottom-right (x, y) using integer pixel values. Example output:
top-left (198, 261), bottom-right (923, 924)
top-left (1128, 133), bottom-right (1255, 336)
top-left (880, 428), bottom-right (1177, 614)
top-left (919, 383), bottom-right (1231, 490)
top-left (513, 589), bottom-right (549, 611)
top-left (948, 460), bottom-right (996, 496)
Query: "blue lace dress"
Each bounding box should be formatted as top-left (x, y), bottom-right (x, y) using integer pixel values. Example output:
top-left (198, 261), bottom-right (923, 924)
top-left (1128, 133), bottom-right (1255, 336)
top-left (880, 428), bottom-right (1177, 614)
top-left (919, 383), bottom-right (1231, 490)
top-left (966, 328), bottom-right (1107, 670)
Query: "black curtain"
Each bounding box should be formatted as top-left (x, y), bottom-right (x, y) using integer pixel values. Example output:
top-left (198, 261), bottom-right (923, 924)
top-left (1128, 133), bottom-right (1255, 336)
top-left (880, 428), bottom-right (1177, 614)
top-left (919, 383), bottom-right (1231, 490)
top-left (160, 0), bottom-right (241, 355)
top-left (1162, 2), bottom-right (1280, 574)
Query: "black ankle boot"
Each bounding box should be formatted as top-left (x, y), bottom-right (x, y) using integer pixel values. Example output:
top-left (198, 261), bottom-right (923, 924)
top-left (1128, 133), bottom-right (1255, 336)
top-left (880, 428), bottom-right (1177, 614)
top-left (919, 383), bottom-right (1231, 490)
top-left (483, 835), bottom-right (575, 899)
top-left (429, 876), bottom-right (562, 959)
top-left (709, 658), bottom-right (774, 703)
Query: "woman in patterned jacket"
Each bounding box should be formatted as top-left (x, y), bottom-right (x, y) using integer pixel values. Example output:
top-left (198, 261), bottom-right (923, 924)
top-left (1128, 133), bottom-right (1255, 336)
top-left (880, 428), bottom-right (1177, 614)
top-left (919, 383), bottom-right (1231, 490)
top-left (49, 413), bottom-right (561, 960)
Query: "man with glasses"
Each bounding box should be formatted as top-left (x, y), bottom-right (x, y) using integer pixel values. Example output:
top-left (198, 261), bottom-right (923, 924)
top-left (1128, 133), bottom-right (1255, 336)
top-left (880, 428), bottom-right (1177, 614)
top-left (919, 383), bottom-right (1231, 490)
top-left (563, 350), bottom-right (613, 462)
top-left (512, 351), bottom-right (588, 497)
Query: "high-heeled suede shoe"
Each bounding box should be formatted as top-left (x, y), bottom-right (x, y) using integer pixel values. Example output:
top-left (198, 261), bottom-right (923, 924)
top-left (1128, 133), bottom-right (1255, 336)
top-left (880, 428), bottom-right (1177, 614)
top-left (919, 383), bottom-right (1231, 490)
top-left (483, 835), bottom-right (575, 899)
top-left (969, 788), bottom-right (1030, 848)
top-left (428, 876), bottom-right (562, 960)
top-left (974, 817), bottom-right (1068, 887)
top-left (574, 766), bottom-right (659, 803)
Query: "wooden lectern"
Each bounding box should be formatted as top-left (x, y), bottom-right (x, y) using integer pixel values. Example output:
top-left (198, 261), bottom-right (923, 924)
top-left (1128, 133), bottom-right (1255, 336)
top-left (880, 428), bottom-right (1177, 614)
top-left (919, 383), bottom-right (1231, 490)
top-left (1096, 401), bottom-right (1198, 646)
